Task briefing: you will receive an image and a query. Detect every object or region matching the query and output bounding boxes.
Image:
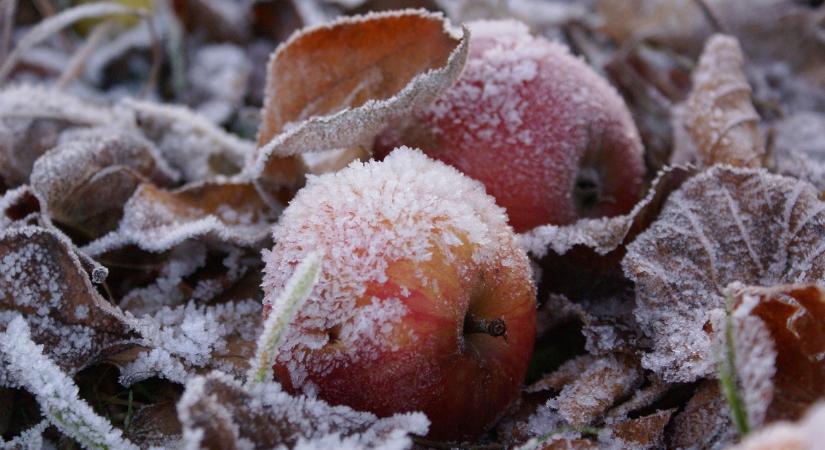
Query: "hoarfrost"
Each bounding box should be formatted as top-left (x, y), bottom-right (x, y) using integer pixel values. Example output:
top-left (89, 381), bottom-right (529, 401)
top-left (176, 371), bottom-right (428, 450)
top-left (623, 166), bottom-right (825, 382)
top-left (252, 9), bottom-right (468, 196)
top-left (0, 226), bottom-right (134, 381)
top-left (263, 147), bottom-right (531, 389)
top-left (122, 98), bottom-right (253, 181)
top-left (84, 180), bottom-right (276, 256)
top-left (0, 316), bottom-right (139, 450)
top-left (30, 126), bottom-right (179, 236)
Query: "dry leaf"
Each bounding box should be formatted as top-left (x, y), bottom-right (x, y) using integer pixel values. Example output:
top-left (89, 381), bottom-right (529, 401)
top-left (668, 380), bottom-right (736, 450)
top-left (251, 9), bottom-right (468, 198)
top-left (30, 127), bottom-right (179, 237)
top-left (0, 226), bottom-right (136, 381)
top-left (731, 284), bottom-right (825, 426)
top-left (682, 34), bottom-right (764, 168)
top-left (176, 371), bottom-right (429, 450)
top-left (84, 180), bottom-right (276, 257)
top-left (552, 355), bottom-right (643, 427)
top-left (606, 408), bottom-right (675, 449)
top-left (623, 166), bottom-right (825, 382)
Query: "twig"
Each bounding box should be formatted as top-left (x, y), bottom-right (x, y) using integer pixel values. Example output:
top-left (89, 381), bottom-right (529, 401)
top-left (0, 2), bottom-right (140, 84)
top-left (56, 19), bottom-right (114, 89)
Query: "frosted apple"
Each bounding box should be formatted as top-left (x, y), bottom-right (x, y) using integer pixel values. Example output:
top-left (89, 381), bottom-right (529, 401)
top-left (262, 147), bottom-right (536, 440)
top-left (375, 20), bottom-right (645, 232)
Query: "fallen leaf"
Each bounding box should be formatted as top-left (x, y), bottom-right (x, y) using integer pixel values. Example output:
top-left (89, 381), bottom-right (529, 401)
top-left (251, 9), bottom-right (468, 199)
top-left (30, 127), bottom-right (179, 238)
top-left (682, 34), bottom-right (764, 168)
top-left (0, 226), bottom-right (136, 382)
top-left (731, 284), bottom-right (825, 426)
top-left (623, 166), bottom-right (825, 382)
top-left (176, 371), bottom-right (429, 449)
top-left (83, 180), bottom-right (276, 257)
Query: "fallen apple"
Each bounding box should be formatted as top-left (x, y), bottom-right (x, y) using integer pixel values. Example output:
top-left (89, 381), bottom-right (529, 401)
top-left (375, 20), bottom-right (646, 232)
top-left (262, 147), bottom-right (536, 440)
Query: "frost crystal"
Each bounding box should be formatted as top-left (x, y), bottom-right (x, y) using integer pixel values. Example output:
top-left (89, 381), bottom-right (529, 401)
top-left (624, 165), bottom-right (825, 381)
top-left (0, 316), bottom-right (139, 450)
top-left (262, 147), bottom-right (528, 389)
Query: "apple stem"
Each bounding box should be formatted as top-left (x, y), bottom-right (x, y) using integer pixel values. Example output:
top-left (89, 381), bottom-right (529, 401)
top-left (464, 314), bottom-right (507, 340)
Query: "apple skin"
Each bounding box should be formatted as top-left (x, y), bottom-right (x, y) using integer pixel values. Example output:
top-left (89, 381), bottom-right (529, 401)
top-left (263, 148), bottom-right (536, 441)
top-left (375, 20), bottom-right (645, 232)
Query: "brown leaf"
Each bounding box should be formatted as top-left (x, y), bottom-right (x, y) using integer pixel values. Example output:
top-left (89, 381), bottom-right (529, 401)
top-left (0, 226), bottom-right (135, 380)
top-left (552, 355), bottom-right (643, 426)
top-left (668, 380), bottom-right (736, 450)
top-left (0, 86), bottom-right (121, 187)
top-left (30, 127), bottom-right (179, 238)
top-left (683, 34), bottom-right (764, 168)
top-left (623, 166), bottom-right (825, 382)
top-left (731, 284), bottom-right (825, 426)
top-left (84, 180), bottom-right (276, 257)
top-left (607, 408), bottom-right (675, 449)
top-left (252, 9), bottom-right (468, 198)
top-left (176, 371), bottom-right (429, 450)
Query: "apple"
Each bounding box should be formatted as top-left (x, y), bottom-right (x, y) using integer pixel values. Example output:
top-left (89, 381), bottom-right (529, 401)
top-left (375, 20), bottom-right (646, 232)
top-left (262, 147), bottom-right (536, 441)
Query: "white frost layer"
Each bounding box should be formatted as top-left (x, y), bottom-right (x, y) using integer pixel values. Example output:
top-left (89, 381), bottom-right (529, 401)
top-left (0, 316), bottom-right (138, 450)
top-left (263, 147), bottom-right (525, 387)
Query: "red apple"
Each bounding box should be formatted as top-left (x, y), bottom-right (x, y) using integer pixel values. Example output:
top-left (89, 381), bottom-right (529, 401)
top-left (262, 147), bottom-right (536, 440)
top-left (375, 20), bottom-right (645, 232)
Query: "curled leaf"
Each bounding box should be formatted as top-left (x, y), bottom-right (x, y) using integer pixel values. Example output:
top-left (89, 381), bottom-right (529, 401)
top-left (30, 127), bottom-right (179, 237)
top-left (623, 166), bottom-right (825, 382)
top-left (730, 284), bottom-right (825, 427)
top-left (84, 180), bottom-right (276, 256)
top-left (682, 34), bottom-right (764, 168)
top-left (251, 9), bottom-right (469, 197)
top-left (0, 226), bottom-right (135, 381)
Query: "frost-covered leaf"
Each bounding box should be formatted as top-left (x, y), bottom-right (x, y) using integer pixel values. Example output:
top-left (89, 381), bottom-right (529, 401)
top-left (519, 165), bottom-right (693, 259)
top-left (623, 166), bottom-right (825, 382)
top-left (0, 185), bottom-right (43, 230)
top-left (532, 355), bottom-right (643, 427)
top-left (680, 35), bottom-right (764, 168)
top-left (123, 99), bottom-right (254, 181)
top-left (176, 371), bottom-right (428, 450)
top-left (605, 408), bottom-right (675, 449)
top-left (0, 86), bottom-right (120, 187)
top-left (729, 284), bottom-right (825, 428)
top-left (521, 166), bottom-right (693, 354)
top-left (0, 316), bottom-right (139, 449)
top-left (728, 401), bottom-right (825, 450)
top-left (668, 380), bottom-right (736, 450)
top-left (115, 298), bottom-right (263, 385)
top-left (251, 9), bottom-right (468, 197)
top-left (0, 226), bottom-right (135, 382)
top-left (84, 180), bottom-right (276, 256)
top-left (30, 127), bottom-right (179, 237)
top-left (0, 419), bottom-right (48, 450)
